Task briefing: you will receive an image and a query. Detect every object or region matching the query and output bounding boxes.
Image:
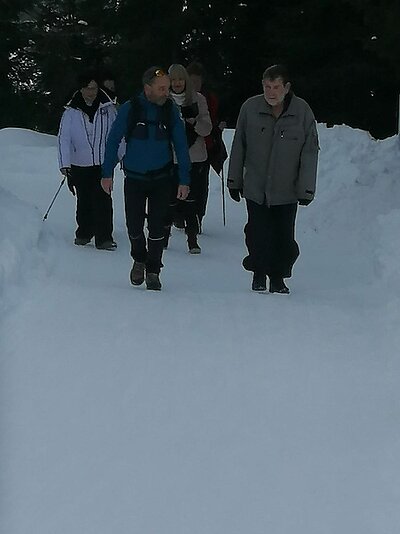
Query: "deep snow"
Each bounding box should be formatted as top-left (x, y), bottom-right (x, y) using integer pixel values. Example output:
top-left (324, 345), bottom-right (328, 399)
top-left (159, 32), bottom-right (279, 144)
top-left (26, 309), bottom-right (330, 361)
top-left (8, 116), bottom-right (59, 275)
top-left (0, 125), bottom-right (399, 534)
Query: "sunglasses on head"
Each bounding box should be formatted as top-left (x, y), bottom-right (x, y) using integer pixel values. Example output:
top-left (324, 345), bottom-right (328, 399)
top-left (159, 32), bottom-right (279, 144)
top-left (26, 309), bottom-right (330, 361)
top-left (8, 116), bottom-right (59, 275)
top-left (154, 68), bottom-right (166, 77)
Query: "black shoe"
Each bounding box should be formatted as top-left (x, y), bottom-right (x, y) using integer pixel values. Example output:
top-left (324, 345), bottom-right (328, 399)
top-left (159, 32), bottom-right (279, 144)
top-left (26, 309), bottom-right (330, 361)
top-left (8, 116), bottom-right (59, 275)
top-left (173, 217), bottom-right (185, 230)
top-left (96, 240), bottom-right (117, 251)
top-left (188, 236), bottom-right (201, 254)
top-left (74, 237), bottom-right (91, 246)
top-left (145, 272), bottom-right (162, 291)
top-left (269, 277), bottom-right (290, 294)
top-left (130, 261), bottom-right (145, 286)
top-left (252, 272), bottom-right (267, 292)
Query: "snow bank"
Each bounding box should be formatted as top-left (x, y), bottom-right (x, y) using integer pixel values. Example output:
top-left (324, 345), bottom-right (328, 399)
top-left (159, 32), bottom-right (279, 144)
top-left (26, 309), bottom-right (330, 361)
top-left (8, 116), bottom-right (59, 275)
top-left (0, 127), bottom-right (57, 147)
top-left (0, 129), bottom-right (58, 309)
top-left (0, 187), bottom-right (43, 308)
top-left (0, 125), bottom-right (399, 299)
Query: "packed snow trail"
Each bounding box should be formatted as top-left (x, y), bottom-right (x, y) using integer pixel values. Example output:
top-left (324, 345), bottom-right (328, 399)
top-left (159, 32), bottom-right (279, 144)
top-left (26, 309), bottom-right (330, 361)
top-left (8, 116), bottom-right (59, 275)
top-left (0, 127), bottom-right (399, 534)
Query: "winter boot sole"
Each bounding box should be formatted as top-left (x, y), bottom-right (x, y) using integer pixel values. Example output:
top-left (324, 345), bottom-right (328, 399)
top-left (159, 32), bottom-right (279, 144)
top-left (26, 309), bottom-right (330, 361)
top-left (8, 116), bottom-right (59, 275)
top-left (145, 273), bottom-right (162, 291)
top-left (74, 237), bottom-right (92, 246)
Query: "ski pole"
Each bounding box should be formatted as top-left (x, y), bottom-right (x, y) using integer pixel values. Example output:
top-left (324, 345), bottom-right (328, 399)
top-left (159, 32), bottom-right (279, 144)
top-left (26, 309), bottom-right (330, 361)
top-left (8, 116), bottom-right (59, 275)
top-left (43, 177), bottom-right (66, 221)
top-left (220, 164), bottom-right (226, 226)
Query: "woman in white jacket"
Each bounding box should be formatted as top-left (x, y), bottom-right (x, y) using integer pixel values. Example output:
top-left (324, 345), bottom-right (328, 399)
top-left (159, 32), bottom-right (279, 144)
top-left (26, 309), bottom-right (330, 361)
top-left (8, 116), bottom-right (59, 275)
top-left (58, 72), bottom-right (118, 250)
top-left (165, 64), bottom-right (212, 253)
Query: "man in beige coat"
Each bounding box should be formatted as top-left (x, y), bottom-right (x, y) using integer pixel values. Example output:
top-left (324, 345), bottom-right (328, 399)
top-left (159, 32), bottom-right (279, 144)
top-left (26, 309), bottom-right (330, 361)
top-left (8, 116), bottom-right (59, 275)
top-left (227, 64), bottom-right (319, 293)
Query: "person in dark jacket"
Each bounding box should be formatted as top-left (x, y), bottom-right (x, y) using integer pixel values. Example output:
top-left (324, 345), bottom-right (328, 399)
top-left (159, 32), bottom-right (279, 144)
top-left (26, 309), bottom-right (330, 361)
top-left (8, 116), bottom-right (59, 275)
top-left (186, 62), bottom-right (227, 232)
top-left (101, 66), bottom-right (191, 291)
top-left (227, 64), bottom-right (319, 294)
top-left (58, 71), bottom-right (118, 250)
top-left (99, 71), bottom-right (118, 104)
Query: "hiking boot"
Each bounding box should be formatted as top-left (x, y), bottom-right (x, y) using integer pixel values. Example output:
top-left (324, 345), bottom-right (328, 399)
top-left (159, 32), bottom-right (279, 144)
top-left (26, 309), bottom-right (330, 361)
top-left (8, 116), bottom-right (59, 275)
top-left (130, 261), bottom-right (145, 286)
top-left (173, 216), bottom-right (185, 230)
top-left (96, 240), bottom-right (117, 251)
top-left (145, 272), bottom-right (162, 291)
top-left (269, 277), bottom-right (290, 294)
top-left (252, 272), bottom-right (267, 292)
top-left (188, 236), bottom-right (201, 254)
top-left (74, 237), bottom-right (91, 246)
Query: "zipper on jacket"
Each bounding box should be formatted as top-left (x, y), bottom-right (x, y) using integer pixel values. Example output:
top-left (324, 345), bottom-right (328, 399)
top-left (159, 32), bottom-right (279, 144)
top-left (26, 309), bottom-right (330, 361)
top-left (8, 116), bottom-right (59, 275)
top-left (82, 113), bottom-right (96, 166)
top-left (98, 110), bottom-right (104, 164)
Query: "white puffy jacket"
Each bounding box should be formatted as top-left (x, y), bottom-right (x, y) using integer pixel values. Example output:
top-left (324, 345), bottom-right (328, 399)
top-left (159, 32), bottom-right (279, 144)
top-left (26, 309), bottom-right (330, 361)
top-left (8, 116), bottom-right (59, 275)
top-left (58, 89), bottom-right (118, 169)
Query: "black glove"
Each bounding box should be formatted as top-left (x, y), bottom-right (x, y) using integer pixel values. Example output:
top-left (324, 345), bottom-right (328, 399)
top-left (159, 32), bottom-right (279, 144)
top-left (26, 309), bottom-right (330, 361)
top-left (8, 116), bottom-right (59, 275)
top-left (66, 169), bottom-right (75, 196)
top-left (298, 198), bottom-right (312, 206)
top-left (181, 102), bottom-right (199, 119)
top-left (229, 188), bottom-right (242, 202)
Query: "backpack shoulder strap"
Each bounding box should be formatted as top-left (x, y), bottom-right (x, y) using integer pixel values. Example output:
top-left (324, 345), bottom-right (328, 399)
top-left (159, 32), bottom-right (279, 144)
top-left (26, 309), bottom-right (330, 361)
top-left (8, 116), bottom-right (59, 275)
top-left (126, 95), bottom-right (174, 141)
top-left (159, 98), bottom-right (174, 136)
top-left (125, 95), bottom-right (144, 141)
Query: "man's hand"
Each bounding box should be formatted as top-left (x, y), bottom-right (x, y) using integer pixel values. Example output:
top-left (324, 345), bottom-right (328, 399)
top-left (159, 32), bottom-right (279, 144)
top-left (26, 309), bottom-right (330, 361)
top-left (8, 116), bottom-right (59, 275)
top-left (228, 188), bottom-right (242, 202)
top-left (101, 178), bottom-right (113, 195)
top-left (177, 185), bottom-right (190, 201)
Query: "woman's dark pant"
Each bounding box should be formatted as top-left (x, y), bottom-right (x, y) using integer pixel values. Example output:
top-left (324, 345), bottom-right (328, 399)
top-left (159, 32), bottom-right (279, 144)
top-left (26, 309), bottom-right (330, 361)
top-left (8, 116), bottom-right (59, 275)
top-left (124, 176), bottom-right (171, 274)
top-left (166, 162), bottom-right (208, 236)
top-left (244, 200), bottom-right (300, 278)
top-left (196, 161), bottom-right (210, 221)
top-left (71, 165), bottom-right (113, 246)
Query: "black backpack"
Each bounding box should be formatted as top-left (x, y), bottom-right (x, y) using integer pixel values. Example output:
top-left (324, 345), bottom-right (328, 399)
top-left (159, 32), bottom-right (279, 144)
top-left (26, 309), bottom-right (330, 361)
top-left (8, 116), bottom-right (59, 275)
top-left (125, 95), bottom-right (173, 142)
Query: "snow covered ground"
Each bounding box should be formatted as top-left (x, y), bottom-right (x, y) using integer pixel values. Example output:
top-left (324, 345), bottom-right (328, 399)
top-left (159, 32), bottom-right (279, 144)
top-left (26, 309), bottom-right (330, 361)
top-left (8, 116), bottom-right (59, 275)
top-left (0, 125), bottom-right (399, 533)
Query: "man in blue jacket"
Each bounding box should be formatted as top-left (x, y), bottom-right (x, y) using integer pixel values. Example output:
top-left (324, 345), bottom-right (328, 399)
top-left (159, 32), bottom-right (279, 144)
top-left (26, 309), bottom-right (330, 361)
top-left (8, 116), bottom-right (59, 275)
top-left (101, 66), bottom-right (191, 290)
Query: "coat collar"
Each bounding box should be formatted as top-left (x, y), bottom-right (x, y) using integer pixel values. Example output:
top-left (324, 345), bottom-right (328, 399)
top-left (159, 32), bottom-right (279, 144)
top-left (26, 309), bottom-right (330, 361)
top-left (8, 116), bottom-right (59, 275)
top-left (65, 87), bottom-right (114, 110)
top-left (257, 91), bottom-right (295, 117)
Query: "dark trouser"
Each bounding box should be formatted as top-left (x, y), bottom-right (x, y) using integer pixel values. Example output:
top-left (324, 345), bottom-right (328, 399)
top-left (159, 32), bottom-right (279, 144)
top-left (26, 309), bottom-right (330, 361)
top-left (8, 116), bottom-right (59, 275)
top-left (124, 176), bottom-right (171, 274)
top-left (196, 161), bottom-right (210, 220)
top-left (243, 200), bottom-right (300, 278)
top-left (71, 165), bottom-right (113, 246)
top-left (165, 162), bottom-right (207, 236)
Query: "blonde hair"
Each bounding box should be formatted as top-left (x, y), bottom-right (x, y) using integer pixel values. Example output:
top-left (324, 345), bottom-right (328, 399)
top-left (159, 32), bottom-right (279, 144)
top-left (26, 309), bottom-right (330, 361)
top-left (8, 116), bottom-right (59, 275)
top-left (168, 64), bottom-right (193, 106)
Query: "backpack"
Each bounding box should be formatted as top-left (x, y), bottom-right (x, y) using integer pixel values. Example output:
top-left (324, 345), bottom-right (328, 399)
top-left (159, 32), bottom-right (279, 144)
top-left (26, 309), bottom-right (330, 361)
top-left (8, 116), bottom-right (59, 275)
top-left (125, 95), bottom-right (174, 142)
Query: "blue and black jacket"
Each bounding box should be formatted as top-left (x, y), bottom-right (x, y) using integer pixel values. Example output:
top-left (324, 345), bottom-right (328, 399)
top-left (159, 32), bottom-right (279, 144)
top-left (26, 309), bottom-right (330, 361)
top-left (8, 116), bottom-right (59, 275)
top-left (102, 92), bottom-right (191, 185)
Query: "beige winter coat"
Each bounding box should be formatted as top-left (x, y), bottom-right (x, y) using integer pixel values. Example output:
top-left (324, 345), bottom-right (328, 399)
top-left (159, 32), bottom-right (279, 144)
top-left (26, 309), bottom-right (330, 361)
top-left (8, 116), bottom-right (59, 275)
top-left (171, 91), bottom-right (212, 163)
top-left (228, 93), bottom-right (319, 205)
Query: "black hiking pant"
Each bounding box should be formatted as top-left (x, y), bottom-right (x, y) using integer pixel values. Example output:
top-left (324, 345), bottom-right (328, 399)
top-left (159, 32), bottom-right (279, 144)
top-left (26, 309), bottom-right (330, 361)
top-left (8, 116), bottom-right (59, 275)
top-left (165, 162), bottom-right (208, 236)
top-left (124, 174), bottom-right (172, 274)
top-left (243, 200), bottom-right (300, 278)
top-left (71, 165), bottom-right (113, 246)
top-left (196, 161), bottom-right (210, 221)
